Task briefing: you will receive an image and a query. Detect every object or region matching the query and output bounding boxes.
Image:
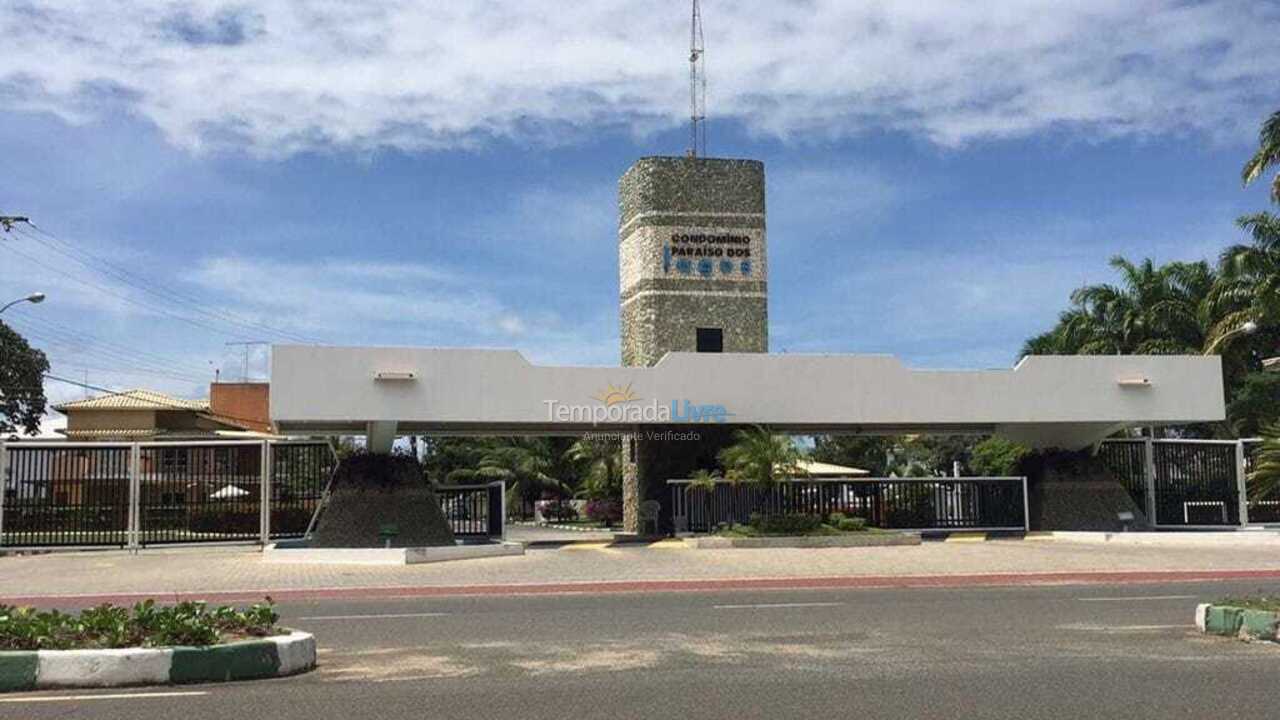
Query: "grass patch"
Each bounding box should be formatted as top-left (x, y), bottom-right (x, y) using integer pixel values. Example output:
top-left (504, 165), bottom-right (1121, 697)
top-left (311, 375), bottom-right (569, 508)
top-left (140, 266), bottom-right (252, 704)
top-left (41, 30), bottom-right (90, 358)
top-left (1216, 595), bottom-right (1280, 612)
top-left (0, 599), bottom-right (281, 651)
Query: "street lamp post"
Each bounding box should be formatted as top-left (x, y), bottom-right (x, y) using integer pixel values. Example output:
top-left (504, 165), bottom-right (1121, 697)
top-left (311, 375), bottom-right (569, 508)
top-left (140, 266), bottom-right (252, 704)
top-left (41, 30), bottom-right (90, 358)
top-left (0, 292), bottom-right (45, 315)
top-left (1203, 320), bottom-right (1258, 355)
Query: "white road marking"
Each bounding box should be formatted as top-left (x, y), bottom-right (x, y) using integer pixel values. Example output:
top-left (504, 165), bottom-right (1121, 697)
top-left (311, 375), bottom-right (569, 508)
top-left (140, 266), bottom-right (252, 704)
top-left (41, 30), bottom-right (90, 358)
top-left (0, 691), bottom-right (208, 703)
top-left (713, 602), bottom-right (845, 610)
top-left (1077, 595), bottom-right (1198, 602)
top-left (297, 612), bottom-right (451, 621)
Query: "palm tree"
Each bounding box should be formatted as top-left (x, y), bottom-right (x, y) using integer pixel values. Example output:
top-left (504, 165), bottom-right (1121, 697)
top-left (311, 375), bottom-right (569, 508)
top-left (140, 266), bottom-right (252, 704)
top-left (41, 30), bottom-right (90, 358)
top-left (1208, 213), bottom-right (1280, 344)
top-left (474, 438), bottom-right (567, 509)
top-left (564, 435), bottom-right (622, 500)
top-left (1247, 423), bottom-right (1280, 502)
top-left (717, 426), bottom-right (806, 486)
top-left (1025, 256), bottom-right (1214, 360)
top-left (1243, 109), bottom-right (1280, 204)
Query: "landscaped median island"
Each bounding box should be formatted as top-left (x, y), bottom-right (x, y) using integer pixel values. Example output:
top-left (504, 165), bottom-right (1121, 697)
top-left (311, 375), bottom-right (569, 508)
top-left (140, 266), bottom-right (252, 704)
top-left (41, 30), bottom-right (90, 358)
top-left (0, 599), bottom-right (315, 692)
top-left (685, 512), bottom-right (923, 549)
top-left (1196, 596), bottom-right (1280, 644)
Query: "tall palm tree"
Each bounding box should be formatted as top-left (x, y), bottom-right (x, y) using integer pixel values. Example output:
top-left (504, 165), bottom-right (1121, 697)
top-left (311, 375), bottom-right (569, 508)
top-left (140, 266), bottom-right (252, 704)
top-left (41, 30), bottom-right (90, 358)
top-left (1208, 213), bottom-right (1280, 344)
top-left (1032, 256), bottom-right (1213, 357)
top-left (1248, 422), bottom-right (1280, 502)
top-left (1243, 109), bottom-right (1280, 204)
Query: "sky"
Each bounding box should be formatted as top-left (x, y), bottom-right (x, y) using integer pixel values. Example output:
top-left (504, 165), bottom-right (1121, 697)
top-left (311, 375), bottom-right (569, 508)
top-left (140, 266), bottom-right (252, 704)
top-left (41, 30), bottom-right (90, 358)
top-left (1, 1), bottom-right (1279, 434)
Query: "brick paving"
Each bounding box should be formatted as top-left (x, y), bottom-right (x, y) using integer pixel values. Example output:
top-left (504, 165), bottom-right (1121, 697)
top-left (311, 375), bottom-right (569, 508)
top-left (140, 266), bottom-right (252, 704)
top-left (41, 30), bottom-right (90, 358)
top-left (4, 538), bottom-right (1280, 603)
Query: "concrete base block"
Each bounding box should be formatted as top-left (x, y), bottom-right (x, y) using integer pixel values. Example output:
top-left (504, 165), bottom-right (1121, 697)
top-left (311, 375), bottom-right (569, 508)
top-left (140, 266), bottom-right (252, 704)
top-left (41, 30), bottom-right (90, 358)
top-left (273, 631), bottom-right (317, 676)
top-left (1195, 603), bottom-right (1209, 633)
top-left (685, 532), bottom-right (922, 549)
top-left (36, 648), bottom-right (173, 688)
top-left (263, 541), bottom-right (524, 565)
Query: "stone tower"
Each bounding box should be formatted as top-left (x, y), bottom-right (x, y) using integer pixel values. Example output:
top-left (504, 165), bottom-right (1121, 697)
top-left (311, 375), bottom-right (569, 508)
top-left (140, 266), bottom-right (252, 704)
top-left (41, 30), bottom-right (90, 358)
top-left (618, 157), bottom-right (768, 367)
top-left (617, 156), bottom-right (768, 532)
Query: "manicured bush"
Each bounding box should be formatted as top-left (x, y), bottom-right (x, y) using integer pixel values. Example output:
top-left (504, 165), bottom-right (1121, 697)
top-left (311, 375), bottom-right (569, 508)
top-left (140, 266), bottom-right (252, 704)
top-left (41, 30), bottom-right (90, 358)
top-left (0, 599), bottom-right (280, 651)
top-left (584, 499), bottom-right (622, 525)
top-left (749, 513), bottom-right (822, 535)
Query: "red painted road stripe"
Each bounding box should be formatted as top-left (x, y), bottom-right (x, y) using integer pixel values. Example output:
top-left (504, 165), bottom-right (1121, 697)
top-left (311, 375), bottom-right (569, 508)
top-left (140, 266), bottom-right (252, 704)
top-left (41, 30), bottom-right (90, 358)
top-left (6, 569), bottom-right (1280, 606)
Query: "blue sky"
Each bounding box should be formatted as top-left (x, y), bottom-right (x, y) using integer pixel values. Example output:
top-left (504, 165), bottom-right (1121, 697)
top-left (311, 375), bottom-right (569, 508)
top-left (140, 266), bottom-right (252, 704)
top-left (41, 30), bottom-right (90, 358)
top-left (1, 1), bottom-right (1278, 427)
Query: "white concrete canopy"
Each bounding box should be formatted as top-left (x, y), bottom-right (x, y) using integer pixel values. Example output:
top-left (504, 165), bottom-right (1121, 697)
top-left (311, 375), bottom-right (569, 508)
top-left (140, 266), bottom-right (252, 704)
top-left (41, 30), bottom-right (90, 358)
top-left (270, 346), bottom-right (1224, 449)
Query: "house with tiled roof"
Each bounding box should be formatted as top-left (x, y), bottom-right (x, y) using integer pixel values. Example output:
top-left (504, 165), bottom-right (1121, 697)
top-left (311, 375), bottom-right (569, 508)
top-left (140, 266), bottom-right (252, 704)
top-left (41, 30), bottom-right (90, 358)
top-left (55, 383), bottom-right (274, 441)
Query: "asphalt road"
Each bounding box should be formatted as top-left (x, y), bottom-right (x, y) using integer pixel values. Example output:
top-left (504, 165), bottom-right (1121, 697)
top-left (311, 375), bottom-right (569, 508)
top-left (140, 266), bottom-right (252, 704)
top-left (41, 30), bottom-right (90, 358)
top-left (4, 580), bottom-right (1279, 719)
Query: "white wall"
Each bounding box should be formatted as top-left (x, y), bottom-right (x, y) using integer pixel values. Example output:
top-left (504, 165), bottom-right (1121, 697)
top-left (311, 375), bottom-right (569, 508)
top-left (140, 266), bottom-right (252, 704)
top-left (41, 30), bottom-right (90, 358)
top-left (269, 346), bottom-right (1224, 449)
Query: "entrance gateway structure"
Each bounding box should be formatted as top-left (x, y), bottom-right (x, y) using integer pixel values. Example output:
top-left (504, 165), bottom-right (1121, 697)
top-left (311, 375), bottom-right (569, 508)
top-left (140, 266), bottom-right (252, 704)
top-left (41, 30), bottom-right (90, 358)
top-left (270, 156), bottom-right (1226, 533)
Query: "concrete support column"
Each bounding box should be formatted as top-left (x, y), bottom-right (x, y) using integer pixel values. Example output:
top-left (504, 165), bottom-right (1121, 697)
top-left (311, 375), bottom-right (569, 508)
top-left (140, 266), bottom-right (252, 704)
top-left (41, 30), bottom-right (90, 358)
top-left (366, 421), bottom-right (399, 455)
top-left (622, 424), bottom-right (739, 534)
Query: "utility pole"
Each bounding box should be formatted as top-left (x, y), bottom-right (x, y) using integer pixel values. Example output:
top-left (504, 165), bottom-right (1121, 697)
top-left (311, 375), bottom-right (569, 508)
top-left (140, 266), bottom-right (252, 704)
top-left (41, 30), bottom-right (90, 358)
top-left (688, 0), bottom-right (707, 158)
top-left (224, 341), bottom-right (269, 382)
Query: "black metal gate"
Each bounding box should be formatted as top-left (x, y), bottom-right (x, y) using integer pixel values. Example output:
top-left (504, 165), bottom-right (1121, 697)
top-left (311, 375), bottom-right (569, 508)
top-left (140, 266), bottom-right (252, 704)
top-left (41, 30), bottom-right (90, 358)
top-left (0, 444), bottom-right (131, 547)
top-left (1151, 441), bottom-right (1239, 526)
top-left (437, 482), bottom-right (505, 538)
top-left (1098, 439), bottom-right (1243, 527)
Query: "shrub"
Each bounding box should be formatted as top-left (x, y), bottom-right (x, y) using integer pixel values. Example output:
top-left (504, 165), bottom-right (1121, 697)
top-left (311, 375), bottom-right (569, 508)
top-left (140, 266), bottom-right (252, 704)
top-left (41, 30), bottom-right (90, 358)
top-left (835, 516), bottom-right (867, 532)
top-left (749, 513), bottom-right (822, 535)
top-left (0, 598), bottom-right (280, 651)
top-left (537, 499), bottom-right (578, 522)
top-left (584, 499), bottom-right (622, 525)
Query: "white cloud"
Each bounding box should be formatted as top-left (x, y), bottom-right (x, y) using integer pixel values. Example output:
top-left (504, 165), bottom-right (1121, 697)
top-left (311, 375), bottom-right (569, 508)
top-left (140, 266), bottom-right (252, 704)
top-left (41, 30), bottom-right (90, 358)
top-left (2, 1), bottom-right (1275, 156)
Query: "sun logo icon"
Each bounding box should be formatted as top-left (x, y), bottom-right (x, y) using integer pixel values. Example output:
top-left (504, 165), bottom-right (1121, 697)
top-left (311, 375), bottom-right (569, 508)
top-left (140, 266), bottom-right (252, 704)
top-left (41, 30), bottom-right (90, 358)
top-left (593, 382), bottom-right (638, 406)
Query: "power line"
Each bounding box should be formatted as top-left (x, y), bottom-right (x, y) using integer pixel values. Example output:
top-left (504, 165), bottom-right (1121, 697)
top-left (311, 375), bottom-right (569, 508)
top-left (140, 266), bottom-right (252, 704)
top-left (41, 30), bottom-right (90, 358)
top-left (1, 236), bottom-right (273, 343)
top-left (42, 373), bottom-right (273, 429)
top-left (16, 223), bottom-right (324, 344)
top-left (5, 310), bottom-right (213, 378)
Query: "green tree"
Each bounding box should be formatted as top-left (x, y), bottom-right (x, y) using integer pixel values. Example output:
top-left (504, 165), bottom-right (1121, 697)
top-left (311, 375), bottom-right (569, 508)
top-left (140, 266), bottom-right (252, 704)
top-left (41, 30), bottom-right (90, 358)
top-left (969, 437), bottom-right (1031, 477)
top-left (718, 426), bottom-right (806, 487)
top-left (1247, 422), bottom-right (1280, 501)
top-left (811, 435), bottom-right (891, 476)
top-left (1225, 372), bottom-right (1280, 438)
top-left (1243, 109), bottom-right (1280, 204)
top-left (565, 435), bottom-right (623, 500)
top-left (0, 321), bottom-right (49, 436)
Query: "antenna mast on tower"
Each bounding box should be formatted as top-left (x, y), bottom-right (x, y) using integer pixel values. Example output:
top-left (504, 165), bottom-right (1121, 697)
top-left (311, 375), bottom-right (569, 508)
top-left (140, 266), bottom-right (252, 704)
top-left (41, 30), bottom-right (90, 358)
top-left (688, 0), bottom-right (706, 158)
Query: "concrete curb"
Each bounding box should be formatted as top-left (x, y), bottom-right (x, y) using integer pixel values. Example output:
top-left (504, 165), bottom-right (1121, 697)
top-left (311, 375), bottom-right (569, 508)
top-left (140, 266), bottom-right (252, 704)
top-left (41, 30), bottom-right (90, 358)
top-left (1197, 604), bottom-right (1280, 642)
top-left (0, 631), bottom-right (315, 692)
top-left (1026, 531), bottom-right (1280, 546)
top-left (262, 541), bottom-right (524, 565)
top-left (685, 532), bottom-right (922, 549)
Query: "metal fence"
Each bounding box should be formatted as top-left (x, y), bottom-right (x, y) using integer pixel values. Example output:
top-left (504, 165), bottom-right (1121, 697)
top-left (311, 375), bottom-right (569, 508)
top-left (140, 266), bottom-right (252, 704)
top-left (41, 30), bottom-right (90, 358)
top-left (1, 440), bottom-right (335, 549)
top-left (1097, 438), bottom-right (1274, 528)
top-left (437, 482), bottom-right (505, 538)
top-left (669, 477), bottom-right (1028, 533)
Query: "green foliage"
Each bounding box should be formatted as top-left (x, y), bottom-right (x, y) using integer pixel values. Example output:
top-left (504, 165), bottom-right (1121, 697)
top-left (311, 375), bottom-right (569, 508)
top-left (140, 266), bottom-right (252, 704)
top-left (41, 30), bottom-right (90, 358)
top-left (565, 436), bottom-right (623, 500)
top-left (688, 467), bottom-right (722, 491)
top-left (0, 599), bottom-right (279, 651)
top-left (1242, 109), bottom-right (1280, 204)
top-left (969, 437), bottom-right (1031, 476)
top-left (811, 436), bottom-right (891, 476)
top-left (748, 512), bottom-right (822, 535)
top-left (718, 426), bottom-right (806, 486)
top-left (834, 516), bottom-right (867, 532)
top-left (1248, 422), bottom-right (1280, 501)
top-left (0, 321), bottom-right (50, 436)
top-left (336, 450), bottom-right (425, 490)
top-left (1215, 595), bottom-right (1280, 612)
top-left (1226, 372), bottom-right (1280, 437)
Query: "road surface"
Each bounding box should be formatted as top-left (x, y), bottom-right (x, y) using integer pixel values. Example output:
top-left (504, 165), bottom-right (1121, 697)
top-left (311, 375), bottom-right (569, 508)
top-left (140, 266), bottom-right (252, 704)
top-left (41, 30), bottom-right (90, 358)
top-left (3, 579), bottom-right (1277, 719)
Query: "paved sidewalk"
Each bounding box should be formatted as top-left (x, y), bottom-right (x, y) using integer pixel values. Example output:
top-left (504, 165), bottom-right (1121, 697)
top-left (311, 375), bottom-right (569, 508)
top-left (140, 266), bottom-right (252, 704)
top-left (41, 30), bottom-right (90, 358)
top-left (5, 538), bottom-right (1280, 604)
